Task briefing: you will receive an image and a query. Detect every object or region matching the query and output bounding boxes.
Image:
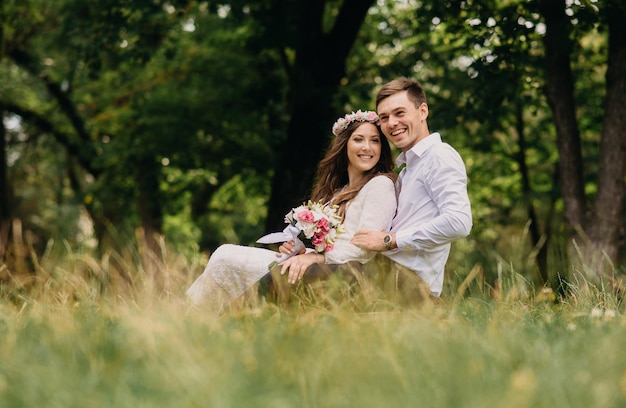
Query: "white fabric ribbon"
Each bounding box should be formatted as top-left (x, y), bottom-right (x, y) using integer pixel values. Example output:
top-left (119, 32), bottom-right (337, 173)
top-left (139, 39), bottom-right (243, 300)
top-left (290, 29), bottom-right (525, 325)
top-left (256, 224), bottom-right (300, 245)
top-left (256, 224), bottom-right (306, 264)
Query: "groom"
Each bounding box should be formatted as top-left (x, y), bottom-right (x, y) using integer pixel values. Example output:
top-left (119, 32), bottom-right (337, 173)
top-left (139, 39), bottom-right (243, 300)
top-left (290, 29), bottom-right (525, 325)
top-left (350, 77), bottom-right (472, 299)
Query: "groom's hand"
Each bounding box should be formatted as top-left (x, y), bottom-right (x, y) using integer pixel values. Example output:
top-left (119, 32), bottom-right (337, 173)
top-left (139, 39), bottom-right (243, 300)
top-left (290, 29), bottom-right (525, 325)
top-left (351, 230), bottom-right (391, 252)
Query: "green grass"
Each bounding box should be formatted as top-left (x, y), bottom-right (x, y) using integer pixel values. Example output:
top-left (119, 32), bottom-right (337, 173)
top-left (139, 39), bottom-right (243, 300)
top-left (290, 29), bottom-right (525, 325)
top-left (0, 240), bottom-right (625, 407)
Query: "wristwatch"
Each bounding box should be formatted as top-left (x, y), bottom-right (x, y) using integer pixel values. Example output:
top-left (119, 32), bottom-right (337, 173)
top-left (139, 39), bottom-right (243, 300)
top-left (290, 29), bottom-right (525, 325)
top-left (383, 234), bottom-right (393, 250)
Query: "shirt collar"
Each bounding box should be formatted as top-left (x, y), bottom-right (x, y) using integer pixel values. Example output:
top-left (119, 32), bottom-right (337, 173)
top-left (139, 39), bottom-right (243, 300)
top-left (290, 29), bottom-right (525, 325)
top-left (395, 132), bottom-right (441, 167)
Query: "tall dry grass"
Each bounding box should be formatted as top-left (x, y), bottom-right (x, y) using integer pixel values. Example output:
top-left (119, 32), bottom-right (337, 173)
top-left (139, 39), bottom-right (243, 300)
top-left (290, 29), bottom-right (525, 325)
top-left (1, 227), bottom-right (625, 407)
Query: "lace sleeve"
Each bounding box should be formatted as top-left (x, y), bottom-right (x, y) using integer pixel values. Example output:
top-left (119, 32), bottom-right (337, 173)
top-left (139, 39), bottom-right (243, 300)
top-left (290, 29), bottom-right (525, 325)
top-left (325, 175), bottom-right (397, 264)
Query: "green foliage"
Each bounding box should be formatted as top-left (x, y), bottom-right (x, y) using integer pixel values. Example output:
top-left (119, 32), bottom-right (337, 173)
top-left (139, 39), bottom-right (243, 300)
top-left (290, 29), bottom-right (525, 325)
top-left (164, 170), bottom-right (271, 253)
top-left (2, 0), bottom-right (283, 253)
top-left (1, 0), bottom-right (621, 291)
top-left (206, 172), bottom-right (270, 245)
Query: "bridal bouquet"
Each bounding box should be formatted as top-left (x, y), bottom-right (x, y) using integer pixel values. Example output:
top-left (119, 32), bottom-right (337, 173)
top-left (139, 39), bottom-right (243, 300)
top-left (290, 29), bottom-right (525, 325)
top-left (257, 200), bottom-right (344, 269)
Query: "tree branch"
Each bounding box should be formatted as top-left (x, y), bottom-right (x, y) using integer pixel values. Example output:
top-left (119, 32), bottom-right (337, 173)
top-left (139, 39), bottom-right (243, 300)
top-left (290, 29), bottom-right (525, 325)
top-left (8, 49), bottom-right (93, 140)
top-left (0, 102), bottom-right (99, 177)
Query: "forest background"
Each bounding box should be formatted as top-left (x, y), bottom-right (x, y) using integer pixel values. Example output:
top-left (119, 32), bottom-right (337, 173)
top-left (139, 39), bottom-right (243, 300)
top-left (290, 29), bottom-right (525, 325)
top-left (1, 0), bottom-right (625, 297)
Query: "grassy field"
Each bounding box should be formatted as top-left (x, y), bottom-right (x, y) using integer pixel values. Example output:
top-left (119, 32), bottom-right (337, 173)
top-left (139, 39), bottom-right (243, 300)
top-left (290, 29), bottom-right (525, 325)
top-left (0, 241), bottom-right (625, 408)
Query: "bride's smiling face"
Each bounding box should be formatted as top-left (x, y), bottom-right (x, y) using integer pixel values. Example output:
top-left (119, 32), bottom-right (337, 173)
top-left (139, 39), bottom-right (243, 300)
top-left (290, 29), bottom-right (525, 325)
top-left (346, 122), bottom-right (382, 176)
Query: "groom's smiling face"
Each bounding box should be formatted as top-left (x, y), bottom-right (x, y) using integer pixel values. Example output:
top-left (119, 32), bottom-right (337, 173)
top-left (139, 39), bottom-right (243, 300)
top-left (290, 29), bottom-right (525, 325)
top-left (377, 90), bottom-right (429, 153)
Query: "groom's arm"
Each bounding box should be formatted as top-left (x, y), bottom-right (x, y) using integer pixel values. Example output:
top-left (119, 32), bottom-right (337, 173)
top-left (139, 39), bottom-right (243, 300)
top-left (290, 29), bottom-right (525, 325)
top-left (351, 230), bottom-right (396, 252)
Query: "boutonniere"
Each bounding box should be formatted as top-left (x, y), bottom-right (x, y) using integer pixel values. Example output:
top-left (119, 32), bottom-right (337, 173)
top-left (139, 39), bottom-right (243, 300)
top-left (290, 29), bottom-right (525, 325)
top-left (394, 163), bottom-right (406, 175)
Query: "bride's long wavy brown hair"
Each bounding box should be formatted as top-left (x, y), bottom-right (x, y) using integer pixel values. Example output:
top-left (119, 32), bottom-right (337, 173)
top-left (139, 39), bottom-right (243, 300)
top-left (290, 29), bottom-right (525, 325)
top-left (310, 121), bottom-right (396, 220)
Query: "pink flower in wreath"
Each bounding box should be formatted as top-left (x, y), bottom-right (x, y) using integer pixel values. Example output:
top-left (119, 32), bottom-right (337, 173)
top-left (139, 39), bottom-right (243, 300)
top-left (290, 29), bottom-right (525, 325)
top-left (324, 243), bottom-right (334, 252)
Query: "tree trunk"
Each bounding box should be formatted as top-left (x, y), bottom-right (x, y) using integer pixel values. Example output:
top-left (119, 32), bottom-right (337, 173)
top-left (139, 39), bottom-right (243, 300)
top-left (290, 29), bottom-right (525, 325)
top-left (136, 155), bottom-right (164, 286)
top-left (540, 0), bottom-right (626, 280)
top-left (0, 109), bottom-right (11, 262)
top-left (582, 1), bottom-right (626, 276)
top-left (539, 0), bottom-right (586, 231)
top-left (514, 99), bottom-right (549, 283)
top-left (265, 0), bottom-right (376, 231)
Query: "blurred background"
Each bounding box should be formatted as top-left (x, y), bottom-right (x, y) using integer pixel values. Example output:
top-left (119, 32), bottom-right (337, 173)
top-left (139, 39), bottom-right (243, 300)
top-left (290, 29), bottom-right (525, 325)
top-left (1, 0), bottom-right (623, 294)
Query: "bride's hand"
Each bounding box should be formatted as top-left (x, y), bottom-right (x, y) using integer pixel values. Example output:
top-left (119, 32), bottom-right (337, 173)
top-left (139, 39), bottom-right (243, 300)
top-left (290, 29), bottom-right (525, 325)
top-left (276, 240), bottom-right (305, 258)
top-left (280, 253), bottom-right (322, 284)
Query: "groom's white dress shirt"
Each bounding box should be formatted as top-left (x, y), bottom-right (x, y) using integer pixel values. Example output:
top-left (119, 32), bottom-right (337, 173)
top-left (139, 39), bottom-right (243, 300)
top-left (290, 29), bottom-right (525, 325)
top-left (386, 133), bottom-right (473, 297)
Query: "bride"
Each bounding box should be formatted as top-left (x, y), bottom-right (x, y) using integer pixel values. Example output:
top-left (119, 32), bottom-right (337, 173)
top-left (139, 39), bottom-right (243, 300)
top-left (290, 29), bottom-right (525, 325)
top-left (186, 110), bottom-right (397, 310)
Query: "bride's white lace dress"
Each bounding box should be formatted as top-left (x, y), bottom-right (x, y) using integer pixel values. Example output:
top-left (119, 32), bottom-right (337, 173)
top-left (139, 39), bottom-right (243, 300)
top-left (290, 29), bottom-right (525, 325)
top-left (186, 175), bottom-right (397, 306)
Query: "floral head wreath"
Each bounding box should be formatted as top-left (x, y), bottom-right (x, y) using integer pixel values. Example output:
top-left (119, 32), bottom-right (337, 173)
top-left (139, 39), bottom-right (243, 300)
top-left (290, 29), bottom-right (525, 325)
top-left (331, 110), bottom-right (379, 136)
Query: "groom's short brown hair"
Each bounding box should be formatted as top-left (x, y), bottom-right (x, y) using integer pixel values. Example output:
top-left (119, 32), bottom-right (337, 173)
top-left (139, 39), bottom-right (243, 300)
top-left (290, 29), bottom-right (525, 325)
top-left (376, 77), bottom-right (427, 109)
